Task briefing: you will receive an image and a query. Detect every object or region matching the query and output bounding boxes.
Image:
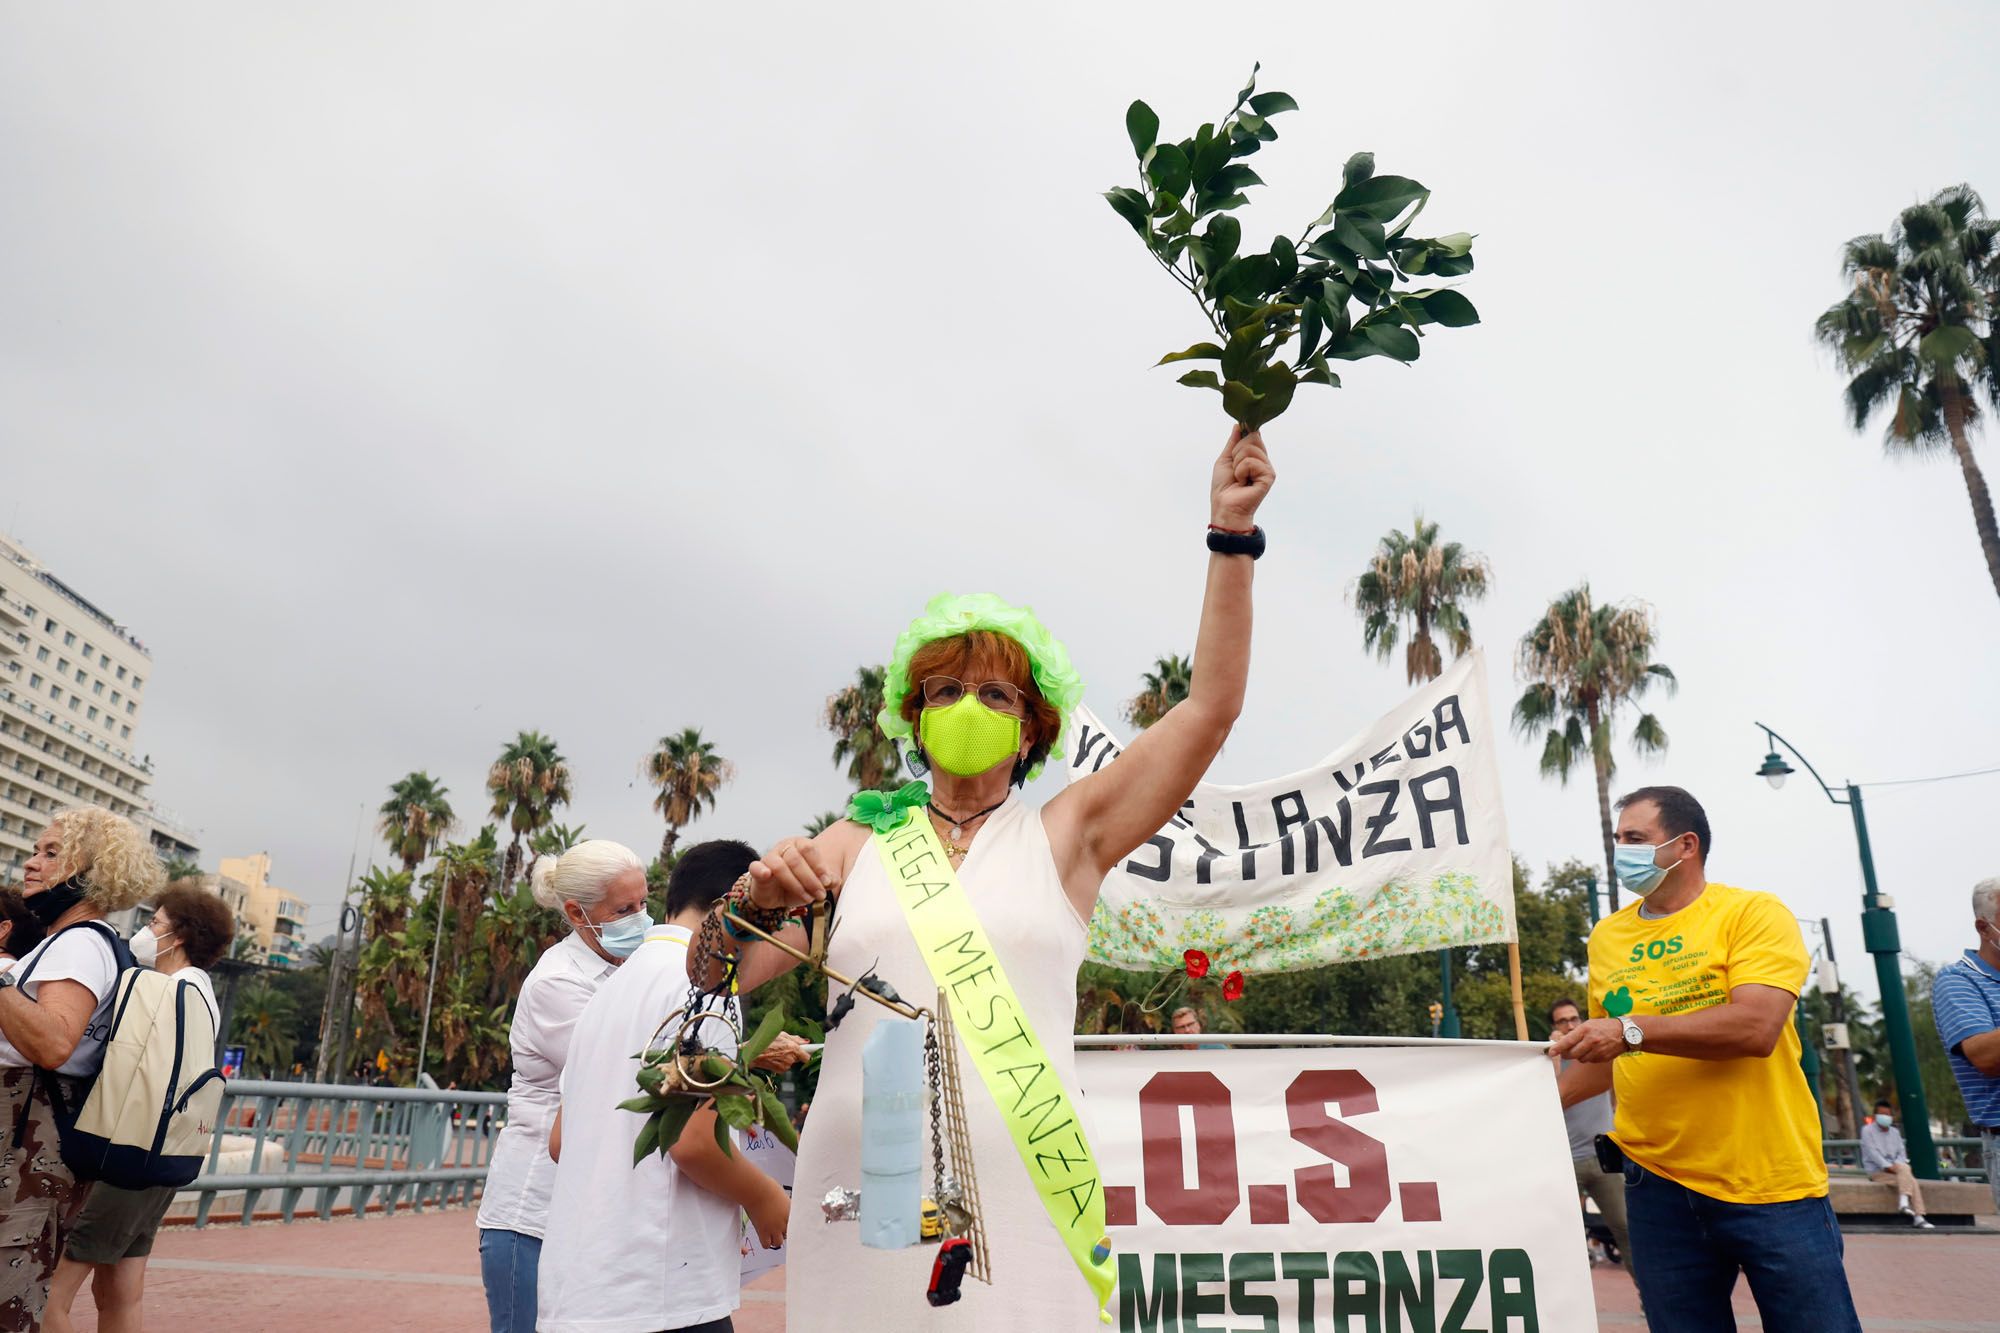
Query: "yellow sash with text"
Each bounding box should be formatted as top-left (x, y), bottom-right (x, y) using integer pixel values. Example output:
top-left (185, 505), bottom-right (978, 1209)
top-left (872, 813), bottom-right (1115, 1321)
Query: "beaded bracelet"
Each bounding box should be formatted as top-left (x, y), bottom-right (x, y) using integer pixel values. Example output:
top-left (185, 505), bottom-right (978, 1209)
top-left (724, 875), bottom-right (806, 935)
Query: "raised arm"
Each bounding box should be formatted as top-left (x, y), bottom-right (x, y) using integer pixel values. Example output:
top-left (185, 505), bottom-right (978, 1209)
top-left (1045, 426), bottom-right (1274, 914)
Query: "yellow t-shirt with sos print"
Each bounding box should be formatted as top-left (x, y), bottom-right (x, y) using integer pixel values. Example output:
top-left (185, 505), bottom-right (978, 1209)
top-left (1587, 881), bottom-right (1826, 1204)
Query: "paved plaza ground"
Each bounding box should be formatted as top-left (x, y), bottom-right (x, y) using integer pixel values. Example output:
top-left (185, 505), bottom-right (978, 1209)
top-left (64, 1207), bottom-right (1998, 1331)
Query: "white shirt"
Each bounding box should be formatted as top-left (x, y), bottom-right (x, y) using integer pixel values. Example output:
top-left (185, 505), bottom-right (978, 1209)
top-left (171, 966), bottom-right (220, 1037)
top-left (477, 931), bottom-right (618, 1239)
top-left (538, 925), bottom-right (745, 1333)
top-left (0, 923), bottom-right (120, 1076)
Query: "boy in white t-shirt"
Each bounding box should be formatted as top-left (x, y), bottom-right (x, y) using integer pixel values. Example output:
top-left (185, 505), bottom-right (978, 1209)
top-left (538, 841), bottom-right (807, 1333)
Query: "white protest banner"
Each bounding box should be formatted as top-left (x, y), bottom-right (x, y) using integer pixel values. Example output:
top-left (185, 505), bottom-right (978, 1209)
top-left (1078, 1042), bottom-right (1597, 1331)
top-left (738, 1125), bottom-right (796, 1282)
top-left (1068, 650), bottom-right (1514, 974)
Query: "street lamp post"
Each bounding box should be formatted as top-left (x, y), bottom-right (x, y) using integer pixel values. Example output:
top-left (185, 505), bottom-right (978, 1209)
top-left (1754, 723), bottom-right (1937, 1178)
top-left (1437, 951), bottom-right (1461, 1039)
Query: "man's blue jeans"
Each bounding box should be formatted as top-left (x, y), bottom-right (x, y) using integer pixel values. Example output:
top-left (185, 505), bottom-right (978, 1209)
top-left (1623, 1160), bottom-right (1861, 1332)
top-left (478, 1227), bottom-right (543, 1333)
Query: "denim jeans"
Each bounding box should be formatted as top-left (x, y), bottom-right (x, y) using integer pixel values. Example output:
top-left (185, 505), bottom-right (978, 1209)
top-left (478, 1227), bottom-right (543, 1333)
top-left (1984, 1128), bottom-right (2000, 1217)
top-left (1623, 1160), bottom-right (1860, 1332)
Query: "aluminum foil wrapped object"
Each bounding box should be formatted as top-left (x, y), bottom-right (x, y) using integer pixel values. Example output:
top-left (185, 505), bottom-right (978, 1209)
top-left (821, 1187), bottom-right (862, 1222)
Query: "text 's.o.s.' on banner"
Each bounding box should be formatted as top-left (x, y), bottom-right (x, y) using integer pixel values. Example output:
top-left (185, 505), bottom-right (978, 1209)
top-left (1078, 1041), bottom-right (1597, 1331)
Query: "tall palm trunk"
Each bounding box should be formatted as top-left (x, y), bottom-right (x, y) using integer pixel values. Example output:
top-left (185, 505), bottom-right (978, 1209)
top-left (660, 825), bottom-right (679, 865)
top-left (1941, 386), bottom-right (2000, 602)
top-left (1589, 704), bottom-right (1619, 914)
top-left (503, 838), bottom-right (522, 892)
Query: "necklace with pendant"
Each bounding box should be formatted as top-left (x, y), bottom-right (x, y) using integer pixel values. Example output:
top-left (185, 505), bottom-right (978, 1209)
top-left (929, 796), bottom-right (1008, 858)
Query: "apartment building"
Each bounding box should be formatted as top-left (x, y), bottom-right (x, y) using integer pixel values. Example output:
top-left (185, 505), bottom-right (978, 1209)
top-left (0, 533), bottom-right (160, 882)
top-left (218, 852), bottom-right (311, 967)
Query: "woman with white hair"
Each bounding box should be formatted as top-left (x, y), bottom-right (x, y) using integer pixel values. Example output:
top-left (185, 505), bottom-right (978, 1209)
top-left (0, 806), bottom-right (163, 1332)
top-left (477, 839), bottom-right (651, 1333)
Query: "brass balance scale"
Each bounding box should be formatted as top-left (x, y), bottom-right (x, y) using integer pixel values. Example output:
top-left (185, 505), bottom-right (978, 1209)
top-left (646, 897), bottom-right (992, 1304)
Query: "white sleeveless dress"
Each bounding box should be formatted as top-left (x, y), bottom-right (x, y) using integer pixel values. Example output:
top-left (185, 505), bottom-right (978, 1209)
top-left (786, 797), bottom-right (1102, 1331)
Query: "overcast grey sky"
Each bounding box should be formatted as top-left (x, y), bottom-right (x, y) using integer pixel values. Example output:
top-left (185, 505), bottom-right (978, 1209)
top-left (4, 3), bottom-right (1997, 1011)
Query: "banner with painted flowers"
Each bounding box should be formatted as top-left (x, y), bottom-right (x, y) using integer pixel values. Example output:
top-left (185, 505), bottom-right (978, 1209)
top-left (1068, 650), bottom-right (1515, 974)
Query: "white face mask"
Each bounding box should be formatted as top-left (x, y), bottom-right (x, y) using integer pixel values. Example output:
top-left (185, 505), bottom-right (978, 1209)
top-left (130, 924), bottom-right (170, 969)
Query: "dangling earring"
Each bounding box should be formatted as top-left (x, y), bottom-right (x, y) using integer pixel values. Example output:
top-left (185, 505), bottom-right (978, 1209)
top-left (907, 746), bottom-right (930, 777)
top-left (1010, 755), bottom-right (1031, 787)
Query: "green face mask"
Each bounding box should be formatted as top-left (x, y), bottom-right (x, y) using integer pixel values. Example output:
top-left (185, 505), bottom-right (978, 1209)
top-left (919, 695), bottom-right (1023, 778)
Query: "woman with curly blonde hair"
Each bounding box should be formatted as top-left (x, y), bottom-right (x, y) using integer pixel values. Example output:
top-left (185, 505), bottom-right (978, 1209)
top-left (0, 806), bottom-right (162, 1331)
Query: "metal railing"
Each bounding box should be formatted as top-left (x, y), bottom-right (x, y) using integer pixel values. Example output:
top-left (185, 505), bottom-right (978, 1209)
top-left (1823, 1136), bottom-right (1989, 1183)
top-left (184, 1080), bottom-right (509, 1227)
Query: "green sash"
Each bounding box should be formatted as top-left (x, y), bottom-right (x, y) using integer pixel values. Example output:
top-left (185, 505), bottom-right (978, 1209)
top-left (871, 812), bottom-right (1115, 1322)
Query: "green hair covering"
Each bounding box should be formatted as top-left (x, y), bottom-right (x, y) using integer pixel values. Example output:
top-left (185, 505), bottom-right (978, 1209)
top-left (878, 592), bottom-right (1084, 781)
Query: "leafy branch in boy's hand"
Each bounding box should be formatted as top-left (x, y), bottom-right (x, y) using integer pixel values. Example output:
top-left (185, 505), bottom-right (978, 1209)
top-left (623, 1005), bottom-right (808, 1164)
top-left (1104, 64), bottom-right (1479, 428)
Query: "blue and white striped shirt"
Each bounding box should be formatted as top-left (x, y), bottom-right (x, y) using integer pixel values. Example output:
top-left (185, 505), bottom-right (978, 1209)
top-left (1932, 950), bottom-right (2000, 1129)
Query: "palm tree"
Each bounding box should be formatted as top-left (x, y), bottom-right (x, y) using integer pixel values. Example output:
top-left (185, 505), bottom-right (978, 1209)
top-left (1350, 515), bottom-right (1492, 685)
top-left (824, 666), bottom-right (903, 791)
top-left (642, 728), bottom-right (734, 863)
top-left (804, 811), bottom-right (843, 836)
top-left (431, 826), bottom-right (501, 956)
top-left (159, 855), bottom-right (202, 883)
top-left (485, 884), bottom-right (563, 999)
top-left (378, 772), bottom-right (457, 875)
top-left (1513, 585), bottom-right (1676, 912)
top-left (358, 867), bottom-right (415, 942)
top-left (1125, 654), bottom-right (1194, 730)
top-left (528, 821), bottom-right (588, 860)
top-left (230, 983), bottom-right (298, 1075)
top-left (1816, 185), bottom-right (2000, 602)
top-left (486, 730), bottom-right (573, 891)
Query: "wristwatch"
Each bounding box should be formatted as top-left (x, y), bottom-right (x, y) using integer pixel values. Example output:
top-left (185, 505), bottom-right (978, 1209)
top-left (1620, 1018), bottom-right (1644, 1052)
top-left (0, 970), bottom-right (17, 992)
top-left (1205, 525), bottom-right (1266, 559)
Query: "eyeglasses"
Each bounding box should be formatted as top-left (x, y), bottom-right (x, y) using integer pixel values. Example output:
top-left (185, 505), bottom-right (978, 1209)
top-left (1551, 1012), bottom-right (1583, 1028)
top-left (919, 676), bottom-right (1026, 717)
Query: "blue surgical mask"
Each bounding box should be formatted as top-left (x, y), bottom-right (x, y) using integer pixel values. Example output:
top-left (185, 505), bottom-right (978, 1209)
top-left (1875, 1114), bottom-right (1894, 1129)
top-left (1613, 838), bottom-right (1684, 897)
top-left (581, 909), bottom-right (653, 958)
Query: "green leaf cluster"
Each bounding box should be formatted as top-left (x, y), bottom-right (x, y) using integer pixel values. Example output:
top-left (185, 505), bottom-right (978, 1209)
top-left (1106, 65), bottom-right (1479, 426)
top-left (624, 1006), bottom-right (805, 1166)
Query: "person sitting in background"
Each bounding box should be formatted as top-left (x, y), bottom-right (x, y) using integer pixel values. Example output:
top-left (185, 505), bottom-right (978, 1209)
top-left (1170, 1006), bottom-right (1227, 1051)
top-left (1931, 878), bottom-right (2000, 1219)
top-left (0, 888), bottom-right (46, 973)
top-left (46, 884), bottom-right (236, 1333)
top-left (1549, 996), bottom-right (1632, 1267)
top-left (1858, 1099), bottom-right (1933, 1230)
top-left (0, 807), bottom-right (163, 1331)
top-left (539, 840), bottom-right (807, 1333)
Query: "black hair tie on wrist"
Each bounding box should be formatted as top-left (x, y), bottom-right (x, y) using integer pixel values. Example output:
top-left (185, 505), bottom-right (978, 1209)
top-left (1205, 525), bottom-right (1266, 559)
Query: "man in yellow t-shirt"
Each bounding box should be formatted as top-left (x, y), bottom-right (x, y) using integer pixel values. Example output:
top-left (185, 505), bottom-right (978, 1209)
top-left (1553, 785), bottom-right (1859, 1332)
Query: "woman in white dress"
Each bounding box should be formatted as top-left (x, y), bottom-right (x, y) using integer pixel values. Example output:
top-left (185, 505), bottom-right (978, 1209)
top-left (476, 840), bottom-right (653, 1333)
top-left (713, 427), bottom-right (1274, 1331)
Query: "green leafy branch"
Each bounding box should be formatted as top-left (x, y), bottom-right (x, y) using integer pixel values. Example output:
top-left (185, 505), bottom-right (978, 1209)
top-left (1104, 64), bottom-right (1479, 427)
top-left (622, 1005), bottom-right (814, 1164)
